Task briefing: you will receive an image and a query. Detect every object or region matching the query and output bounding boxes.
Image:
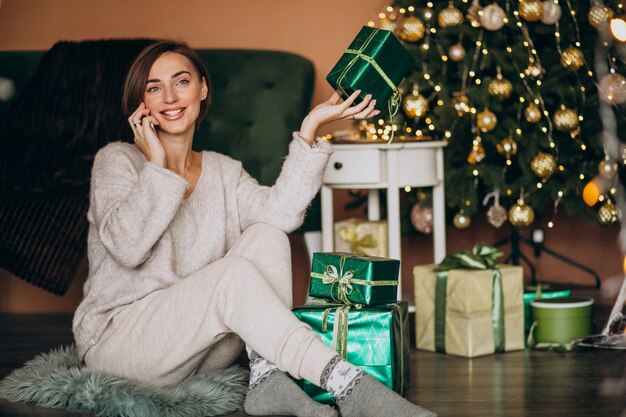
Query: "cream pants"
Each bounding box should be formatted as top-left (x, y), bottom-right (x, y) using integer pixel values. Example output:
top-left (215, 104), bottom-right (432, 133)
top-left (85, 223), bottom-right (336, 386)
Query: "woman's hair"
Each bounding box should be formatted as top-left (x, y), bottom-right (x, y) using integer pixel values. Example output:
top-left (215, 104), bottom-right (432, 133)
top-left (122, 40), bottom-right (212, 126)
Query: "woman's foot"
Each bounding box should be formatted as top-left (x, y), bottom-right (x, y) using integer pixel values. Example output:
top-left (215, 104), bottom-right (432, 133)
top-left (244, 356), bottom-right (337, 417)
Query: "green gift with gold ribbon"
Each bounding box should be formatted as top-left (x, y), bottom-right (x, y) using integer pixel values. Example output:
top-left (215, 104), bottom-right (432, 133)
top-left (413, 243), bottom-right (525, 358)
top-left (309, 252), bottom-right (399, 306)
top-left (292, 301), bottom-right (409, 404)
top-left (326, 26), bottom-right (414, 113)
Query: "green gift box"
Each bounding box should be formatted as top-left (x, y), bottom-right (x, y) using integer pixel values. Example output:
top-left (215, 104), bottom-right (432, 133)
top-left (309, 252), bottom-right (399, 306)
top-left (292, 301), bottom-right (410, 404)
top-left (523, 286), bottom-right (571, 333)
top-left (326, 25), bottom-right (414, 112)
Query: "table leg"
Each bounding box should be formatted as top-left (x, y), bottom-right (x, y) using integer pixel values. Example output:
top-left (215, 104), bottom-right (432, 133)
top-left (321, 185), bottom-right (334, 252)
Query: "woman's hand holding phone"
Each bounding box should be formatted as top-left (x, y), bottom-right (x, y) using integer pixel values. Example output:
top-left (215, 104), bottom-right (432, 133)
top-left (129, 103), bottom-right (166, 167)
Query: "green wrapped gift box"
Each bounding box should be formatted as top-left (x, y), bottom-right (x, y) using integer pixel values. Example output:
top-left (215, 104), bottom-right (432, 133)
top-left (309, 252), bottom-right (399, 306)
top-left (292, 301), bottom-right (409, 405)
top-left (523, 286), bottom-right (571, 332)
top-left (326, 25), bottom-right (414, 112)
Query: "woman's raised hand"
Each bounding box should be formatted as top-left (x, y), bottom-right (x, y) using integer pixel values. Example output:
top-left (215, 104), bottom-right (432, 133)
top-left (299, 91), bottom-right (380, 145)
top-left (129, 103), bottom-right (166, 167)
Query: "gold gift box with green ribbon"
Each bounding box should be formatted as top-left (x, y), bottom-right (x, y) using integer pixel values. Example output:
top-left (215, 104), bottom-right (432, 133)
top-left (292, 301), bottom-right (409, 404)
top-left (309, 252), bottom-right (399, 306)
top-left (413, 244), bottom-right (525, 358)
top-left (326, 25), bottom-right (414, 112)
top-left (334, 218), bottom-right (388, 257)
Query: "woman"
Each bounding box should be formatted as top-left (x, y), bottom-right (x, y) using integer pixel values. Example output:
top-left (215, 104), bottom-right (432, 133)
top-left (72, 40), bottom-right (436, 417)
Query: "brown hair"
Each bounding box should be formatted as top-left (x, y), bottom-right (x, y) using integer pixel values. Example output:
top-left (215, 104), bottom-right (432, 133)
top-left (122, 40), bottom-right (211, 126)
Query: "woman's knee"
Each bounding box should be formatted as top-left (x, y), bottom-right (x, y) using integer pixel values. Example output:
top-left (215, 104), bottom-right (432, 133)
top-left (241, 223), bottom-right (290, 253)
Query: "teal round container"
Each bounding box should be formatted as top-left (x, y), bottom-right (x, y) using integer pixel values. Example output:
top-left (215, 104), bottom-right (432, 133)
top-left (530, 297), bottom-right (594, 345)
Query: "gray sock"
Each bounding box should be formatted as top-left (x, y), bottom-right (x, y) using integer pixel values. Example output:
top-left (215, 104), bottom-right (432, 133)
top-left (244, 355), bottom-right (338, 417)
top-left (320, 356), bottom-right (437, 417)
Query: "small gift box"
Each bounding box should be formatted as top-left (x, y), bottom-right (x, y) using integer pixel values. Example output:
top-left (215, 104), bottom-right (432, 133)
top-left (326, 25), bottom-right (414, 112)
top-left (413, 244), bottom-right (525, 358)
top-left (309, 252), bottom-right (399, 306)
top-left (334, 218), bottom-right (388, 257)
top-left (523, 286), bottom-right (571, 333)
top-left (292, 301), bottom-right (409, 404)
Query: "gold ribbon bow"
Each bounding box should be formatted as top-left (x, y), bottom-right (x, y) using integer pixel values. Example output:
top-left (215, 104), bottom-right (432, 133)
top-left (339, 225), bottom-right (378, 256)
top-left (321, 260), bottom-right (357, 305)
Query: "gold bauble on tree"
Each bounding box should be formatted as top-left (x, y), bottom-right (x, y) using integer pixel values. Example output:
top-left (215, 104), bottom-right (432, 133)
top-left (477, 108), bottom-right (497, 132)
top-left (453, 210), bottom-right (471, 229)
top-left (438, 4), bottom-right (465, 28)
top-left (410, 204), bottom-right (433, 234)
top-left (560, 46), bottom-right (585, 70)
top-left (497, 136), bottom-right (518, 159)
top-left (598, 73), bottom-right (626, 104)
top-left (508, 199), bottom-right (535, 227)
top-left (553, 105), bottom-right (579, 132)
top-left (598, 158), bottom-right (618, 179)
top-left (380, 17), bottom-right (397, 32)
top-left (402, 92), bottom-right (429, 118)
top-left (519, 0), bottom-right (543, 22)
top-left (398, 16), bottom-right (426, 42)
top-left (525, 63), bottom-right (545, 79)
top-left (525, 103), bottom-right (542, 123)
top-left (588, 4), bottom-right (614, 28)
top-left (487, 76), bottom-right (513, 100)
top-left (479, 3), bottom-right (507, 31)
top-left (467, 142), bottom-right (486, 164)
top-left (597, 200), bottom-right (619, 226)
top-left (487, 204), bottom-right (508, 228)
top-left (448, 43), bottom-right (466, 62)
top-left (530, 151), bottom-right (557, 179)
top-left (541, 0), bottom-right (562, 25)
top-left (452, 93), bottom-right (471, 116)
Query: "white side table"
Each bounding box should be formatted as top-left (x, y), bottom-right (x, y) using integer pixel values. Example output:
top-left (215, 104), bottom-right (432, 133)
top-left (321, 141), bottom-right (447, 299)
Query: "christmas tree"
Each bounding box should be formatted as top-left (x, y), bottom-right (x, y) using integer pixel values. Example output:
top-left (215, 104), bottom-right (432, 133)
top-left (360, 0), bottom-right (625, 231)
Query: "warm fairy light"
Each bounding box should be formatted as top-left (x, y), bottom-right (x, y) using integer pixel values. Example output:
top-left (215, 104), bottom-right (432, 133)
top-left (406, 127), bottom-right (412, 133)
top-left (520, 97), bottom-right (525, 103)
top-left (445, 131), bottom-right (451, 138)
top-left (559, 165), bottom-right (565, 171)
top-left (520, 73), bottom-right (526, 79)
top-left (465, 200), bottom-right (471, 206)
top-left (435, 85), bottom-right (442, 91)
top-left (531, 49), bottom-right (537, 55)
top-left (516, 128), bottom-right (522, 135)
top-left (424, 73), bottom-right (431, 80)
top-left (599, 195), bottom-right (606, 202)
top-left (570, 10), bottom-right (576, 16)
top-left (437, 99), bottom-right (444, 105)
top-left (581, 86), bottom-right (586, 92)
top-left (513, 11), bottom-right (519, 16)
top-left (517, 22), bottom-right (523, 28)
top-left (506, 189), bottom-right (513, 195)
top-left (429, 124), bottom-right (435, 130)
top-left (425, 117), bottom-right (432, 124)
top-left (555, 32), bottom-right (560, 38)
top-left (610, 187), bottom-right (617, 195)
top-left (405, 186), bottom-right (412, 192)
top-left (548, 221), bottom-right (554, 228)
top-left (541, 127), bottom-right (548, 133)
top-left (469, 71), bottom-right (476, 77)
top-left (558, 191), bottom-right (564, 197)
top-left (379, 13), bottom-right (386, 19)
top-left (399, 8), bottom-right (406, 14)
top-left (416, 129), bottom-right (423, 136)
top-left (587, 70), bottom-right (594, 77)
top-left (610, 18), bottom-right (626, 41)
top-left (476, 41), bottom-right (482, 47)
top-left (427, 2), bottom-right (433, 7)
top-left (441, 55), bottom-right (448, 62)
top-left (579, 116), bottom-right (584, 121)
top-left (575, 42), bottom-right (581, 47)
top-left (423, 44), bottom-right (430, 50)
top-left (581, 144), bottom-right (587, 150)
top-left (431, 28), bottom-right (437, 34)
top-left (378, 119), bottom-right (385, 125)
top-left (503, 18), bottom-right (509, 24)
top-left (550, 142), bottom-right (556, 148)
top-left (523, 41), bottom-right (530, 47)
top-left (506, 160), bottom-right (512, 166)
top-left (475, 79), bottom-right (482, 85)
top-left (536, 80), bottom-right (542, 86)
top-left (377, 128), bottom-right (384, 134)
top-left (507, 47), bottom-right (513, 53)
top-left (537, 182), bottom-right (542, 189)
top-left (579, 173), bottom-right (585, 180)
top-left (368, 21), bottom-right (376, 27)
top-left (534, 99), bottom-right (540, 104)
top-left (482, 49), bottom-right (488, 55)
top-left (473, 169), bottom-right (479, 176)
top-left (408, 6), bottom-right (415, 12)
top-left (424, 10), bottom-right (433, 19)
top-left (470, 107), bottom-right (477, 114)
top-left (543, 110), bottom-right (549, 116)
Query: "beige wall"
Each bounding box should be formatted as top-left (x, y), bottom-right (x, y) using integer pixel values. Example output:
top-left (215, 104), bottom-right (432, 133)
top-left (0, 0), bottom-right (622, 312)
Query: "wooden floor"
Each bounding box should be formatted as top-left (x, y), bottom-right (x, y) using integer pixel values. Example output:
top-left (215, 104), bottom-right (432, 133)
top-left (1, 309), bottom-right (625, 417)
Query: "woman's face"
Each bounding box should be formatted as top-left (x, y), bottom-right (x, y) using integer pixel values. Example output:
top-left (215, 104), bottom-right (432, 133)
top-left (143, 52), bottom-right (208, 136)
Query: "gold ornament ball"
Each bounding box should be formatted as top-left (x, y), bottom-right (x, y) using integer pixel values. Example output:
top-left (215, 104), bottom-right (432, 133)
top-left (525, 103), bottom-right (542, 123)
top-left (467, 143), bottom-right (486, 164)
top-left (553, 105), bottom-right (579, 132)
top-left (530, 151), bottom-right (557, 179)
top-left (519, 0), bottom-right (544, 22)
top-left (398, 16), bottom-right (426, 42)
top-left (487, 77), bottom-right (513, 100)
top-left (598, 201), bottom-right (619, 226)
top-left (479, 4), bottom-right (507, 31)
top-left (466, 0), bottom-right (482, 27)
top-left (508, 200), bottom-right (535, 227)
top-left (452, 94), bottom-right (471, 116)
top-left (453, 211), bottom-right (472, 229)
top-left (448, 43), bottom-right (466, 62)
top-left (560, 47), bottom-right (585, 70)
top-left (438, 4), bottom-right (465, 28)
top-left (403, 93), bottom-right (429, 118)
top-left (410, 204), bottom-right (433, 234)
top-left (380, 17), bottom-right (397, 32)
top-left (598, 159), bottom-right (618, 179)
top-left (541, 0), bottom-right (562, 24)
top-left (588, 4), bottom-right (614, 28)
top-left (525, 63), bottom-right (545, 79)
top-left (487, 204), bottom-right (508, 228)
top-left (477, 108), bottom-right (498, 132)
top-left (497, 136), bottom-right (518, 158)
top-left (598, 73), bottom-right (626, 105)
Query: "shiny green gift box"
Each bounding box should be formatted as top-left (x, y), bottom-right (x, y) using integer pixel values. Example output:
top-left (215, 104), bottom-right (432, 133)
top-left (309, 252), bottom-right (399, 306)
top-left (292, 301), bottom-right (410, 404)
top-left (326, 25), bottom-right (414, 112)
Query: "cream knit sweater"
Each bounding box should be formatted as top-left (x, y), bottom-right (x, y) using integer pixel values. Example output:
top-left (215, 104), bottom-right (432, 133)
top-left (73, 134), bottom-right (332, 360)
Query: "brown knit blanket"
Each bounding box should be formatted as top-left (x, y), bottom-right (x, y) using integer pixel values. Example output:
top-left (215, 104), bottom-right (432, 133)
top-left (0, 39), bottom-right (155, 295)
